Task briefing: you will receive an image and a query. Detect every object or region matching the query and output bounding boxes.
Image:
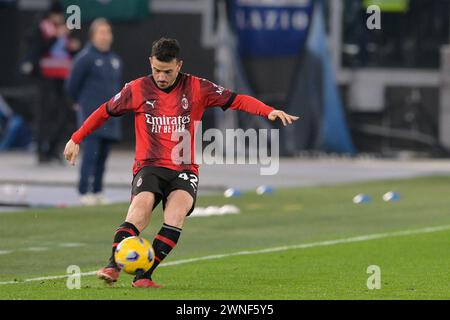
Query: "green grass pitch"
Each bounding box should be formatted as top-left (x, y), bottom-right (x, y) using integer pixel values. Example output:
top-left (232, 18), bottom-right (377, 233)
top-left (1, 176), bottom-right (450, 299)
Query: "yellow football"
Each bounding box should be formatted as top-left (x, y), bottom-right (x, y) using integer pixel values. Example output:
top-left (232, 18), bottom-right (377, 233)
top-left (114, 236), bottom-right (155, 275)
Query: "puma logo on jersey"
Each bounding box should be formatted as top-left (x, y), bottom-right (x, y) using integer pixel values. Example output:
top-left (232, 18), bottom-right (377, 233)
top-left (146, 100), bottom-right (157, 108)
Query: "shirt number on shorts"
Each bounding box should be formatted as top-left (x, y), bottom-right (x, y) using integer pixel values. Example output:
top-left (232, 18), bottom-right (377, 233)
top-left (178, 173), bottom-right (198, 192)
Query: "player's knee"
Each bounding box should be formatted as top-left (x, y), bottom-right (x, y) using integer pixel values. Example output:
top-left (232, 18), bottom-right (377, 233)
top-left (164, 206), bottom-right (189, 228)
top-left (126, 208), bottom-right (150, 231)
top-left (126, 192), bottom-right (155, 230)
top-left (131, 192), bottom-right (155, 209)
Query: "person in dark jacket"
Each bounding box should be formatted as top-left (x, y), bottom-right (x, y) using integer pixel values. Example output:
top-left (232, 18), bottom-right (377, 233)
top-left (66, 18), bottom-right (122, 205)
top-left (21, 1), bottom-right (80, 163)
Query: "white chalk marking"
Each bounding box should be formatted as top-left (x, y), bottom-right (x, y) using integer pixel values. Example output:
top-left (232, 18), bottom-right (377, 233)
top-left (1, 224), bottom-right (449, 285)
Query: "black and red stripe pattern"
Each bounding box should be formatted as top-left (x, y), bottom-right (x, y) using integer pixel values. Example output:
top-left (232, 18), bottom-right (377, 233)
top-left (152, 224), bottom-right (181, 261)
top-left (155, 234), bottom-right (177, 249)
top-left (108, 222), bottom-right (140, 268)
top-left (136, 223), bottom-right (182, 280)
top-left (71, 72), bottom-right (274, 177)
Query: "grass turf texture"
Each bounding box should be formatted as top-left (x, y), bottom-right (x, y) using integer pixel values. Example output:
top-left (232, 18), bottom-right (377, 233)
top-left (1, 175), bottom-right (449, 299)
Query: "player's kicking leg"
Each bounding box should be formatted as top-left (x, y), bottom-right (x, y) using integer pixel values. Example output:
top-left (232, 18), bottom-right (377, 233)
top-left (97, 191), bottom-right (156, 284)
top-left (132, 189), bottom-right (194, 288)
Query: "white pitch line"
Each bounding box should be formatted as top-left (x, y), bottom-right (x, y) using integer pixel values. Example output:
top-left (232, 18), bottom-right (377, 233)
top-left (0, 243), bottom-right (86, 256)
top-left (58, 243), bottom-right (86, 248)
top-left (1, 224), bottom-right (450, 285)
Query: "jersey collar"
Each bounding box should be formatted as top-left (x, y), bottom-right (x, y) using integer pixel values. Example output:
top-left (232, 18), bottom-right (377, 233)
top-left (150, 72), bottom-right (182, 94)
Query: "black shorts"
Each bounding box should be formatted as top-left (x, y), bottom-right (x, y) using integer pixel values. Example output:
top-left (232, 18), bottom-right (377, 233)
top-left (131, 166), bottom-right (198, 216)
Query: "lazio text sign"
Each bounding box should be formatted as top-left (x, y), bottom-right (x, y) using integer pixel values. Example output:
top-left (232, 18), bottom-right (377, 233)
top-left (230, 0), bottom-right (314, 57)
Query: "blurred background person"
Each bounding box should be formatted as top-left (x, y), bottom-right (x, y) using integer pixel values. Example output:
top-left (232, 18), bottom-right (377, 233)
top-left (20, 0), bottom-right (80, 164)
top-left (66, 18), bottom-right (122, 206)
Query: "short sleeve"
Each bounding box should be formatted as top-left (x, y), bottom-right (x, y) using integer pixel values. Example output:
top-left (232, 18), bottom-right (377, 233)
top-left (199, 78), bottom-right (236, 110)
top-left (105, 81), bottom-right (135, 117)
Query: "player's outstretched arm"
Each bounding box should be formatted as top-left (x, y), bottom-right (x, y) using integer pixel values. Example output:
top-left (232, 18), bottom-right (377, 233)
top-left (228, 94), bottom-right (299, 126)
top-left (267, 110), bottom-right (300, 126)
top-left (63, 139), bottom-right (80, 166)
top-left (63, 103), bottom-right (110, 165)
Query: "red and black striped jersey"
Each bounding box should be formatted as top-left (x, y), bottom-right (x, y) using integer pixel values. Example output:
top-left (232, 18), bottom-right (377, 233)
top-left (71, 72), bottom-right (274, 176)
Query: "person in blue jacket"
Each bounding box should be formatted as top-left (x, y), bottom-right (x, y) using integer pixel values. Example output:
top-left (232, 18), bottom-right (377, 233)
top-left (66, 18), bottom-right (122, 205)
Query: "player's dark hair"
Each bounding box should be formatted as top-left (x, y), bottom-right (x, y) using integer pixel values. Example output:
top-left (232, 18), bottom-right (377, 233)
top-left (151, 37), bottom-right (181, 62)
